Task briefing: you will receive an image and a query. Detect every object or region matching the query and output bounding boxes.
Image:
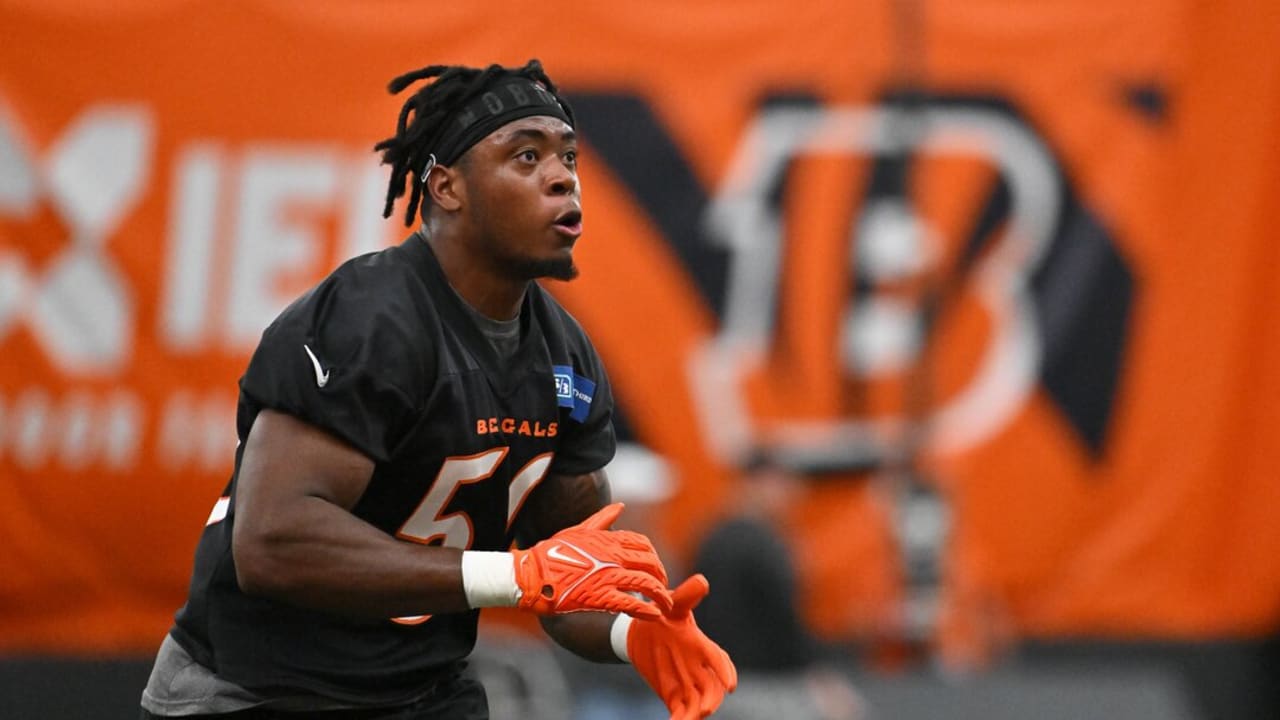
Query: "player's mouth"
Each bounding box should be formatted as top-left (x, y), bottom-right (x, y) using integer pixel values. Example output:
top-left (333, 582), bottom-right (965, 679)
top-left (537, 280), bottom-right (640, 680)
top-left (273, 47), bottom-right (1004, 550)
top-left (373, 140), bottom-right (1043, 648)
top-left (552, 208), bottom-right (583, 239)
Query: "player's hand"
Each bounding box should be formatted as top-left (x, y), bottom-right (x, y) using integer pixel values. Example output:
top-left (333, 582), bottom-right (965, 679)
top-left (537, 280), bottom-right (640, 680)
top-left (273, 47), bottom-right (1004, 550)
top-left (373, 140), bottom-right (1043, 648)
top-left (627, 574), bottom-right (738, 719)
top-left (511, 503), bottom-right (673, 619)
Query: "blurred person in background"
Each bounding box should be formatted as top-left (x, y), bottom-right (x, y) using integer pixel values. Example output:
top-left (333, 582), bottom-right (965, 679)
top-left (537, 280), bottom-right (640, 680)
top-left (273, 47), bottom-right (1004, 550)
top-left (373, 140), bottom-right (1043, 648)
top-left (138, 59), bottom-right (733, 720)
top-left (694, 450), bottom-right (867, 720)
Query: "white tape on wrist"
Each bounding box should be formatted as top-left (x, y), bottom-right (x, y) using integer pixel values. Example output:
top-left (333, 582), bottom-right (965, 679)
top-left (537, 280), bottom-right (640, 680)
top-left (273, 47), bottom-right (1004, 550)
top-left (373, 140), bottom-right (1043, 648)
top-left (461, 551), bottom-right (519, 608)
top-left (610, 613), bottom-right (634, 663)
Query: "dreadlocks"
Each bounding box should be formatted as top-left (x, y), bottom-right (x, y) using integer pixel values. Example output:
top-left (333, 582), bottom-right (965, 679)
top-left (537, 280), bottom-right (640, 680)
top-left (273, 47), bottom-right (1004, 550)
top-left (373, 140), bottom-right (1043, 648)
top-left (375, 59), bottom-right (576, 227)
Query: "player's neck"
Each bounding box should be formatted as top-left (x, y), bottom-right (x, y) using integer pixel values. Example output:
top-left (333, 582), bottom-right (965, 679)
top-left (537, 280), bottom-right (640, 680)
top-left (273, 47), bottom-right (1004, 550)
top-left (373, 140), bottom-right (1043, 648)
top-left (421, 228), bottom-right (527, 321)
top-left (449, 274), bottom-right (527, 322)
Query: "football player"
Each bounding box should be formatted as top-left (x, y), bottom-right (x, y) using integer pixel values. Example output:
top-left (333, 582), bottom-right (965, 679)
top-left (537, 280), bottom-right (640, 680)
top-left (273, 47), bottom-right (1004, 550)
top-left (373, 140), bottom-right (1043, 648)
top-left (139, 59), bottom-right (734, 720)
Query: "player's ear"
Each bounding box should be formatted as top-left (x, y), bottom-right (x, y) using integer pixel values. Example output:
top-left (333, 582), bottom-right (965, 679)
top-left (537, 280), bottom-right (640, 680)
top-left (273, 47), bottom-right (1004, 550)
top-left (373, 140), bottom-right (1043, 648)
top-left (426, 164), bottom-right (464, 213)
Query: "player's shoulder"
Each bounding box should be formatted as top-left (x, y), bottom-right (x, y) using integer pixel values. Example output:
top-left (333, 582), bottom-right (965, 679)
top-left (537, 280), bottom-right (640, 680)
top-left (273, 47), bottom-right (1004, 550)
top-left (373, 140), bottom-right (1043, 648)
top-left (252, 243), bottom-right (442, 392)
top-left (529, 282), bottom-right (596, 356)
top-left (318, 243), bottom-right (430, 316)
top-left (274, 243), bottom-right (436, 341)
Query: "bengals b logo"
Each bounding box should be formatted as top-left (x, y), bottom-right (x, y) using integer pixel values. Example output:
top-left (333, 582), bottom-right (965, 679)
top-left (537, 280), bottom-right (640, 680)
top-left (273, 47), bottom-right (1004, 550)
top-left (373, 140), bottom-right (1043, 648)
top-left (575, 92), bottom-right (1136, 469)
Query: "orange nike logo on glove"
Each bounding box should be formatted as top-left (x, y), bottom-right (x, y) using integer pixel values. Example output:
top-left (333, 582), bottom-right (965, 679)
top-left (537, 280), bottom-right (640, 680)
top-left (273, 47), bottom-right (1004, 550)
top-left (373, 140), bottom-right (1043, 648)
top-left (545, 543), bottom-right (592, 568)
top-left (511, 503), bottom-right (673, 619)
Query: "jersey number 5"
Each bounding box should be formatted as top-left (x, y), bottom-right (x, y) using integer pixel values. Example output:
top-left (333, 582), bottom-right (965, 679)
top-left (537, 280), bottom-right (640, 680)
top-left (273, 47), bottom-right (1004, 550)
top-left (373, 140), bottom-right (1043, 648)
top-left (390, 447), bottom-right (553, 625)
top-left (395, 447), bottom-right (554, 547)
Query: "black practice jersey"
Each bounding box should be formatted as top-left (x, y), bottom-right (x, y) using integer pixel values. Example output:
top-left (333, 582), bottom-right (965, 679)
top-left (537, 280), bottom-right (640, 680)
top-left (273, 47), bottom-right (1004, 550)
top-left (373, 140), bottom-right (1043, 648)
top-left (169, 234), bottom-right (616, 705)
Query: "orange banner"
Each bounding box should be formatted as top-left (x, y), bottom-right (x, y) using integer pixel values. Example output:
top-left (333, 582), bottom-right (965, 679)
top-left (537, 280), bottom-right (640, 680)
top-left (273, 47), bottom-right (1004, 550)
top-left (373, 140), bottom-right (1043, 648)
top-left (2, 0), bottom-right (1278, 654)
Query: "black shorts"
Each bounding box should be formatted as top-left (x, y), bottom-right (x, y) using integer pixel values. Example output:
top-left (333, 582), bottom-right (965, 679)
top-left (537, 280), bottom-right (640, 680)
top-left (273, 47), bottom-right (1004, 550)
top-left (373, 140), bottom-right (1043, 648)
top-left (140, 671), bottom-right (488, 720)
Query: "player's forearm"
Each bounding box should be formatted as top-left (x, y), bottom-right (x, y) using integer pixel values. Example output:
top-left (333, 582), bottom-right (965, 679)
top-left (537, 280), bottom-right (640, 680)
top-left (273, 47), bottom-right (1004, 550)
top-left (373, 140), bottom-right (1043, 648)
top-left (540, 611), bottom-right (626, 664)
top-left (233, 494), bottom-right (471, 618)
top-left (525, 470), bottom-right (635, 662)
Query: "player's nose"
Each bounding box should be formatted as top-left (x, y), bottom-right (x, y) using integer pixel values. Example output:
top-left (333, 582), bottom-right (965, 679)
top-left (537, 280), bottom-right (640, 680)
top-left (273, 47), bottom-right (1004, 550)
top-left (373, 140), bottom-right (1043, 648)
top-left (545, 161), bottom-right (577, 196)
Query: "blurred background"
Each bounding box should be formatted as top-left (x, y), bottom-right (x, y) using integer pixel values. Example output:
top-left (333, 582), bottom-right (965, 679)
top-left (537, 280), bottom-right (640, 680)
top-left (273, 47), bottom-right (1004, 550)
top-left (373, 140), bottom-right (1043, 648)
top-left (2, 1), bottom-right (1279, 718)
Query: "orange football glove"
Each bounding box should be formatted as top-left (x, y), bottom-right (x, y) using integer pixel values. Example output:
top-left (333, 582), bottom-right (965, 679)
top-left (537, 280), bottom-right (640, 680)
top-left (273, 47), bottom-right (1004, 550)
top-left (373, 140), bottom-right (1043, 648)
top-left (512, 503), bottom-right (673, 619)
top-left (627, 574), bottom-right (738, 719)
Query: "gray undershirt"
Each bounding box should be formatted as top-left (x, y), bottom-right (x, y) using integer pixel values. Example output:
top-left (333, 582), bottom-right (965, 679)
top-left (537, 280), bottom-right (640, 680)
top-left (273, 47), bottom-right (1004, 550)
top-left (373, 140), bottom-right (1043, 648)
top-left (452, 286), bottom-right (522, 361)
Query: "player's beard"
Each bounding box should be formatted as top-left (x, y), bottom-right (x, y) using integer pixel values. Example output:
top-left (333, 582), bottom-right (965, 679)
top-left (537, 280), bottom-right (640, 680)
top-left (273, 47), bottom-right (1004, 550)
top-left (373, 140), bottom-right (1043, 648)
top-left (521, 255), bottom-right (579, 281)
top-left (474, 222), bottom-right (580, 282)
top-left (493, 248), bottom-right (579, 282)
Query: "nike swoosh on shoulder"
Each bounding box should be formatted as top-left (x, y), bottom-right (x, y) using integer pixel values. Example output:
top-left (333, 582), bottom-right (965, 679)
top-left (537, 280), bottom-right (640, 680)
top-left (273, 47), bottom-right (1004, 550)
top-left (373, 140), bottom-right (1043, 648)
top-left (303, 344), bottom-right (331, 388)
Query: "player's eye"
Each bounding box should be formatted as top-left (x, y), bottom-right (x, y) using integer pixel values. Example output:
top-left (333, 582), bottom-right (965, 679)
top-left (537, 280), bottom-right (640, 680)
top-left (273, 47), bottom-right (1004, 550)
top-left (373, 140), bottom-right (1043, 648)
top-left (563, 149), bottom-right (577, 166)
top-left (517, 149), bottom-right (538, 163)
